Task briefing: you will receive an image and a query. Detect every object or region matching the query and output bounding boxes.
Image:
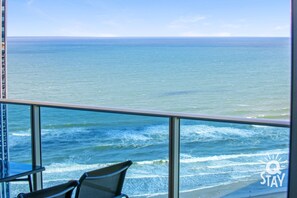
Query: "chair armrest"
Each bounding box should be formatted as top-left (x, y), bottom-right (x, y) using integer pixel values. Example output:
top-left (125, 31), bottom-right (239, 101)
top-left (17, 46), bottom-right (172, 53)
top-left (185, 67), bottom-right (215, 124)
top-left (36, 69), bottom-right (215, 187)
top-left (17, 180), bottom-right (79, 198)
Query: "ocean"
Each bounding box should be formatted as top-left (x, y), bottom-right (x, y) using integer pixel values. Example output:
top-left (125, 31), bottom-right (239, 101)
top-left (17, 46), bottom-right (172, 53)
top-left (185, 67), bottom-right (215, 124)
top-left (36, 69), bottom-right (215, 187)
top-left (6, 37), bottom-right (290, 197)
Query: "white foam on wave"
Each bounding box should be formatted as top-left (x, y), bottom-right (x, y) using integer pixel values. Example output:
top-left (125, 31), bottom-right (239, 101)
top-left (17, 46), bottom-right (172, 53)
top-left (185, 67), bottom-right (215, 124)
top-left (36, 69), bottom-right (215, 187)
top-left (136, 159), bottom-right (168, 165)
top-left (41, 127), bottom-right (88, 137)
top-left (12, 132), bottom-right (30, 137)
top-left (180, 149), bottom-right (288, 164)
top-left (14, 122), bottom-right (285, 148)
top-left (41, 123), bottom-right (258, 146)
top-left (178, 181), bottom-right (234, 193)
top-left (237, 104), bottom-right (250, 107)
top-left (126, 174), bottom-right (168, 179)
top-left (194, 169), bottom-right (261, 176)
top-left (207, 161), bottom-right (263, 169)
top-left (103, 124), bottom-right (168, 147)
top-left (131, 191), bottom-right (168, 198)
top-left (134, 149), bottom-right (288, 166)
top-left (44, 163), bottom-right (102, 174)
top-left (120, 133), bottom-right (152, 142)
top-left (207, 160), bottom-right (288, 169)
top-left (43, 178), bottom-right (72, 183)
top-left (181, 124), bottom-right (253, 140)
top-left (180, 153), bottom-right (193, 159)
top-left (251, 125), bottom-right (271, 128)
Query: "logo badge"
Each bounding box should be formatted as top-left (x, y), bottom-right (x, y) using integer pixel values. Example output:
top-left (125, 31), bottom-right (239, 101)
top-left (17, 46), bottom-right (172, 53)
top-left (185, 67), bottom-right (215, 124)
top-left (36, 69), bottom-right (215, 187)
top-left (260, 154), bottom-right (286, 188)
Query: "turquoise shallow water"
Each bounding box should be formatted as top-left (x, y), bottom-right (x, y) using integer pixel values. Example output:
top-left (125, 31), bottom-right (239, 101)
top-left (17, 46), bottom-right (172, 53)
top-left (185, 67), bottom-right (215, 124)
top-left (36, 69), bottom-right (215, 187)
top-left (6, 37), bottom-right (290, 197)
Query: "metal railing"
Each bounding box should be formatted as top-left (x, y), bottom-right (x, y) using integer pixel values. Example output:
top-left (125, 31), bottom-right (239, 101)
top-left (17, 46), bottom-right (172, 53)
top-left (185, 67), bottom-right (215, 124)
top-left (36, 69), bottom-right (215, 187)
top-left (0, 99), bottom-right (290, 197)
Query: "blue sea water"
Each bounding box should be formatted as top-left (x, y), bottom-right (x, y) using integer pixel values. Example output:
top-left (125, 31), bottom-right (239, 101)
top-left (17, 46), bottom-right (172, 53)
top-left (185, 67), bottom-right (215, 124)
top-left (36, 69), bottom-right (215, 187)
top-left (6, 37), bottom-right (290, 197)
top-left (8, 37), bottom-right (290, 118)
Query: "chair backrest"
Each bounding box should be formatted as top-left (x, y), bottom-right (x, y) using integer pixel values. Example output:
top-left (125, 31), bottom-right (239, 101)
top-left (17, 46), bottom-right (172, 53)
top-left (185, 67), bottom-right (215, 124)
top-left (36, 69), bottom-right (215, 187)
top-left (75, 160), bottom-right (132, 198)
top-left (17, 180), bottom-right (79, 198)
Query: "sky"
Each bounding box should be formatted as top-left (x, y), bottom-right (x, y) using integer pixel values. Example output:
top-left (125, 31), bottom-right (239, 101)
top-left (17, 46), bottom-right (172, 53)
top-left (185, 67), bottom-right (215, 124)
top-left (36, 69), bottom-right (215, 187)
top-left (8, 0), bottom-right (290, 37)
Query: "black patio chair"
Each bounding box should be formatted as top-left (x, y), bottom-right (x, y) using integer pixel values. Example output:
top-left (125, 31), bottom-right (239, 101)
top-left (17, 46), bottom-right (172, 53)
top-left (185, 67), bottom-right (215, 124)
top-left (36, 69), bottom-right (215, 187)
top-left (17, 180), bottom-right (79, 198)
top-left (75, 160), bottom-right (132, 198)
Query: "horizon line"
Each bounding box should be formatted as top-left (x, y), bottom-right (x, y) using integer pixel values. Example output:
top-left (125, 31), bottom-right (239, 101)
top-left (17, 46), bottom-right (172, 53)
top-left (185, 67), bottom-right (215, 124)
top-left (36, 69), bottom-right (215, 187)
top-left (7, 35), bottom-right (290, 39)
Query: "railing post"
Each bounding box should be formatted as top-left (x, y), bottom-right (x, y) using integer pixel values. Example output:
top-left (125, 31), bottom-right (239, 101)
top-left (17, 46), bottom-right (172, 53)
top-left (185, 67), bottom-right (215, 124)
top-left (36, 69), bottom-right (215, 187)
top-left (31, 105), bottom-right (43, 191)
top-left (289, 0), bottom-right (297, 198)
top-left (169, 117), bottom-right (180, 198)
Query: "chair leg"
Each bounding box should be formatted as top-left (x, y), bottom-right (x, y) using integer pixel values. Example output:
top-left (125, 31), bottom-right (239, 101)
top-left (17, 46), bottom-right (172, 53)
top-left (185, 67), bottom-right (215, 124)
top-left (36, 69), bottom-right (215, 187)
top-left (28, 175), bottom-right (33, 192)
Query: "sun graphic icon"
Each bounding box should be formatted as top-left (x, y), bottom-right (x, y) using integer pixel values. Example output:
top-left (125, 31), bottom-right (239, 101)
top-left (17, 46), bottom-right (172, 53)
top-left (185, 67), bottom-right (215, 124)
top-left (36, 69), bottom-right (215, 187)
top-left (259, 154), bottom-right (287, 188)
top-left (259, 154), bottom-right (284, 175)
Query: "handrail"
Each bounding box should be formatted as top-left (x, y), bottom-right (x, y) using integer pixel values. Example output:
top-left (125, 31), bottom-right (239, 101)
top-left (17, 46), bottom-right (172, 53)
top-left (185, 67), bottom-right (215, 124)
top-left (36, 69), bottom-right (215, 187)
top-left (0, 99), bottom-right (290, 127)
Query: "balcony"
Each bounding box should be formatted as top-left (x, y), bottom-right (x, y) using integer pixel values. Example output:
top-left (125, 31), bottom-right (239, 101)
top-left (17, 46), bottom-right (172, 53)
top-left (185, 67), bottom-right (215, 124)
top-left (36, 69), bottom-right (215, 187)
top-left (0, 99), bottom-right (290, 198)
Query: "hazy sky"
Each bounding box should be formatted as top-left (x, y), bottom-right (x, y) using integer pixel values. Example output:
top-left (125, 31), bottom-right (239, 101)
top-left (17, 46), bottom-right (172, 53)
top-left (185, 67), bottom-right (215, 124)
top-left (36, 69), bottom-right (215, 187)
top-left (8, 0), bottom-right (290, 37)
